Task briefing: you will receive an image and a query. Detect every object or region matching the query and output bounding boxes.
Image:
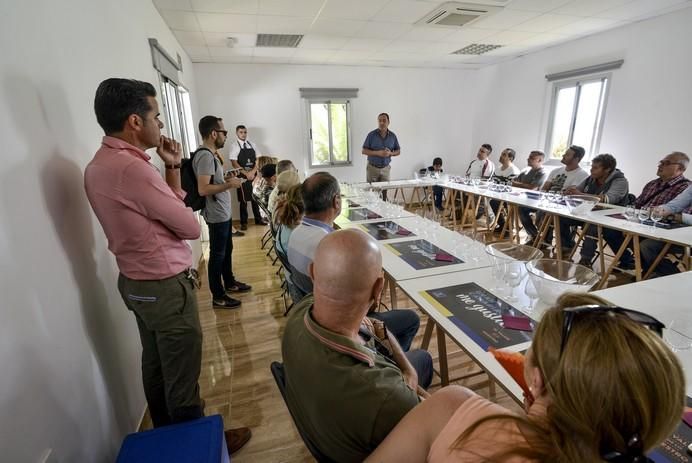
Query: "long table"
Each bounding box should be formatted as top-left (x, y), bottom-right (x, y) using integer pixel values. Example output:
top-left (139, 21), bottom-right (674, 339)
top-left (337, 181), bottom-right (691, 401)
top-left (398, 269), bottom-right (692, 403)
top-left (347, 179), bottom-right (442, 210)
top-left (337, 214), bottom-right (493, 308)
top-left (350, 178), bottom-right (691, 288)
top-left (335, 201), bottom-right (416, 227)
top-left (397, 268), bottom-right (532, 403)
top-left (339, 216), bottom-right (493, 281)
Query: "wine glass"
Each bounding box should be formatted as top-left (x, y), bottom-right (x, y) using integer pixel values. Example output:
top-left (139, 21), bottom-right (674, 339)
top-left (554, 192), bottom-right (564, 207)
top-left (503, 261), bottom-right (525, 303)
top-left (664, 321), bottom-right (692, 353)
top-left (461, 230), bottom-right (481, 262)
top-left (451, 233), bottom-right (464, 256)
top-left (490, 258), bottom-right (507, 295)
top-left (624, 204), bottom-right (636, 221)
top-left (650, 207), bottom-right (665, 229)
top-left (637, 207), bottom-right (651, 225)
top-left (538, 192), bottom-right (548, 207)
top-left (457, 232), bottom-right (471, 260)
top-left (524, 278), bottom-right (539, 315)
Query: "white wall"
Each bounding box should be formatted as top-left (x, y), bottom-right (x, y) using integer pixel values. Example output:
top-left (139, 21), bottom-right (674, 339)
top-left (0, 1), bottom-right (197, 461)
top-left (193, 63), bottom-right (477, 183)
top-left (471, 6), bottom-right (692, 193)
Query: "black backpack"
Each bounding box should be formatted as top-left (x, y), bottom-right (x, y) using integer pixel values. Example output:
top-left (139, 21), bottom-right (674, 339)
top-left (181, 148), bottom-right (216, 211)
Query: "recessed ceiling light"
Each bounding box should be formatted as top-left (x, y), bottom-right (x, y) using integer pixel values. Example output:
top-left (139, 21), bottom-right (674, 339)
top-left (452, 43), bottom-right (502, 55)
top-left (256, 34), bottom-right (303, 48)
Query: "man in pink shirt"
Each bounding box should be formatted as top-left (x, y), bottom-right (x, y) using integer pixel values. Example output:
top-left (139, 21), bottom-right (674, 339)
top-left (84, 79), bottom-right (251, 453)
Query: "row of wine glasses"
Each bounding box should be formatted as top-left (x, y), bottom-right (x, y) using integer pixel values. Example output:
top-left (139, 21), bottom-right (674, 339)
top-left (623, 205), bottom-right (665, 228)
top-left (539, 191), bottom-right (565, 208)
top-left (488, 182), bottom-right (512, 193)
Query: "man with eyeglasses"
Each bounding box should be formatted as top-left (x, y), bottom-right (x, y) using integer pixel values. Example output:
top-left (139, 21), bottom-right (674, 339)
top-left (193, 116), bottom-right (252, 309)
top-left (641, 182), bottom-right (692, 276)
top-left (230, 124), bottom-right (265, 230)
top-left (597, 152), bottom-right (690, 270)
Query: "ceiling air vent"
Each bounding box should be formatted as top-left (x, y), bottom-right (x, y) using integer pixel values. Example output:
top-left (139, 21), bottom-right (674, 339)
top-left (417, 2), bottom-right (501, 28)
top-left (256, 34), bottom-right (303, 48)
top-left (452, 43), bottom-right (502, 55)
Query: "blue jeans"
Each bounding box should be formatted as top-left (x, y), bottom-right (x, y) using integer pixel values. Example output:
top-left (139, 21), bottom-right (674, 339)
top-left (519, 207), bottom-right (538, 238)
top-left (405, 349), bottom-right (433, 390)
top-left (207, 220), bottom-right (235, 299)
top-left (433, 186), bottom-right (444, 210)
top-left (640, 239), bottom-right (683, 275)
top-left (558, 217), bottom-right (581, 249)
top-left (369, 309), bottom-right (420, 352)
top-left (580, 227), bottom-right (634, 264)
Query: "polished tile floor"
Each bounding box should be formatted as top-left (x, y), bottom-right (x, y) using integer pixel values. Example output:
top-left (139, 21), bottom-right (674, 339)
top-left (140, 218), bottom-right (635, 461)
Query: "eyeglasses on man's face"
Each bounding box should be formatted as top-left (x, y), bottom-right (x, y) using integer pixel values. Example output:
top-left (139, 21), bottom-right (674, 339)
top-left (214, 128), bottom-right (228, 136)
top-left (658, 159), bottom-right (681, 166)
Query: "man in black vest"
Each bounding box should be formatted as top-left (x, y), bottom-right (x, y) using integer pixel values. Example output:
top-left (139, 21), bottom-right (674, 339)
top-left (230, 124), bottom-right (265, 230)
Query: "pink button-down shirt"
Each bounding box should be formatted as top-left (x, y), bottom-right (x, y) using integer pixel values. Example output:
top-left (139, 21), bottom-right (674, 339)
top-left (85, 136), bottom-right (200, 280)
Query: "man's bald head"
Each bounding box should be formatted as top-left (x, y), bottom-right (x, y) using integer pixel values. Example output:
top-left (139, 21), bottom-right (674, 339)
top-left (310, 229), bottom-right (383, 316)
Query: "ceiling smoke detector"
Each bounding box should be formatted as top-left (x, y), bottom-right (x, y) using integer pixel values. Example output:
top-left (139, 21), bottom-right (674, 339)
top-left (256, 34), bottom-right (303, 48)
top-left (452, 43), bottom-right (503, 55)
top-left (417, 2), bottom-right (502, 28)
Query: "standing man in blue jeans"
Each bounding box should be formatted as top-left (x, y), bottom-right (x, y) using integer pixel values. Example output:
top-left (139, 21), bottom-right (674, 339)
top-left (362, 112), bottom-right (400, 200)
top-left (193, 116), bottom-right (252, 308)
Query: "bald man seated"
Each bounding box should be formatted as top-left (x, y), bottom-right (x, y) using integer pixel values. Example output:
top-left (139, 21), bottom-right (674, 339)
top-left (282, 229), bottom-right (433, 463)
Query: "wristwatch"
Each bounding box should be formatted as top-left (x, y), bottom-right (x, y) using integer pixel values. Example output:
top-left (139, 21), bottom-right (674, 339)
top-left (165, 163), bottom-right (181, 169)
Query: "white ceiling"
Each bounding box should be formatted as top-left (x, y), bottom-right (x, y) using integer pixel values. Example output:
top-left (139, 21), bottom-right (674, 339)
top-left (153, 0), bottom-right (692, 69)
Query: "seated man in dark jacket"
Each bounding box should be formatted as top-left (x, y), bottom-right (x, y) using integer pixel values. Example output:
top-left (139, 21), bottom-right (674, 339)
top-left (560, 153), bottom-right (629, 267)
top-left (283, 229), bottom-right (432, 462)
top-left (428, 157), bottom-right (444, 210)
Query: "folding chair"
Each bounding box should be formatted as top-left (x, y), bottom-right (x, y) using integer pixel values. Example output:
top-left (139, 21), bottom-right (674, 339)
top-left (253, 193), bottom-right (278, 261)
top-left (270, 362), bottom-right (334, 463)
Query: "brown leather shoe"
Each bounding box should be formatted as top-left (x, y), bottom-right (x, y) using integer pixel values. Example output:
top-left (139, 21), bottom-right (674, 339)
top-left (225, 427), bottom-right (252, 454)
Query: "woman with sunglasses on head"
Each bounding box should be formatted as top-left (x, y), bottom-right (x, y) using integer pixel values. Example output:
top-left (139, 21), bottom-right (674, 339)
top-left (366, 292), bottom-right (685, 463)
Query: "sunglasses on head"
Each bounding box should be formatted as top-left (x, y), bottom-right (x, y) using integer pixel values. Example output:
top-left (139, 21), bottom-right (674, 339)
top-left (559, 305), bottom-right (665, 357)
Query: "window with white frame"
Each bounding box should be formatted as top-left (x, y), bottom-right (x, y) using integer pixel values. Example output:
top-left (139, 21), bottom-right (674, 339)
top-left (545, 74), bottom-right (610, 161)
top-left (307, 100), bottom-right (351, 166)
top-left (178, 87), bottom-right (197, 153)
top-left (149, 38), bottom-right (197, 154)
top-left (159, 78), bottom-right (197, 154)
top-left (300, 88), bottom-right (358, 167)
